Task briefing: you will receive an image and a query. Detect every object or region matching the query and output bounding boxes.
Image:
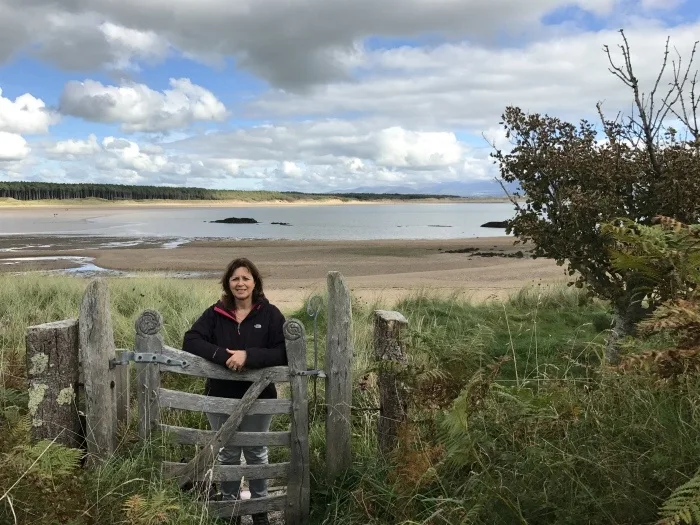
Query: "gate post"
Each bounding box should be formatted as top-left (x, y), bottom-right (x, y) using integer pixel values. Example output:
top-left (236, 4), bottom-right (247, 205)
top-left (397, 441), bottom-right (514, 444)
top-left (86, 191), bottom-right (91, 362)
top-left (135, 310), bottom-right (163, 440)
top-left (25, 319), bottom-right (81, 448)
top-left (374, 310), bottom-right (409, 456)
top-left (79, 278), bottom-right (118, 465)
top-left (325, 271), bottom-right (353, 479)
top-left (284, 319), bottom-right (310, 525)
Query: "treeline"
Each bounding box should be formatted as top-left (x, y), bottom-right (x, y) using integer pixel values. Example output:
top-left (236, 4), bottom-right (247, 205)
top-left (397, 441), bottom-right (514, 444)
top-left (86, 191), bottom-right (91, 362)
top-left (0, 182), bottom-right (460, 202)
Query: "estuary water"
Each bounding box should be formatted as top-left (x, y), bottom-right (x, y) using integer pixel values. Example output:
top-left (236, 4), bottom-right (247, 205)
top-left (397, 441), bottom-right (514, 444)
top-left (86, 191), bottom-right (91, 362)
top-left (0, 202), bottom-right (514, 241)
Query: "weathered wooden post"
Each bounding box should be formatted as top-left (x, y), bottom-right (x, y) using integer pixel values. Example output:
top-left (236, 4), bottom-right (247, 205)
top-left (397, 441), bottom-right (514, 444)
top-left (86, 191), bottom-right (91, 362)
top-left (285, 319), bottom-right (311, 525)
top-left (135, 309), bottom-right (163, 440)
top-left (325, 271), bottom-right (353, 479)
top-left (25, 319), bottom-right (82, 448)
top-left (79, 278), bottom-right (118, 464)
top-left (374, 310), bottom-right (409, 456)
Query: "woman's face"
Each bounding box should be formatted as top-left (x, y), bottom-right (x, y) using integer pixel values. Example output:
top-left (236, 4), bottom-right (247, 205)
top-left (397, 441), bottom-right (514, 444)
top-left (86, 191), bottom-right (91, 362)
top-left (229, 266), bottom-right (255, 303)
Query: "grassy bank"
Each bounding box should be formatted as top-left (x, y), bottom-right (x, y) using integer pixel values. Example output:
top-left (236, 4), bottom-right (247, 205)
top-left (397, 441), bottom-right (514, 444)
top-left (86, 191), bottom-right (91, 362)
top-left (1, 275), bottom-right (697, 524)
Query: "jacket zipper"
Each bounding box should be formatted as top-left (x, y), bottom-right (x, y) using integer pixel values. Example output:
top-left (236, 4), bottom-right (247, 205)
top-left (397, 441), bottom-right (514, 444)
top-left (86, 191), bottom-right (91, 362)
top-left (237, 322), bottom-right (241, 335)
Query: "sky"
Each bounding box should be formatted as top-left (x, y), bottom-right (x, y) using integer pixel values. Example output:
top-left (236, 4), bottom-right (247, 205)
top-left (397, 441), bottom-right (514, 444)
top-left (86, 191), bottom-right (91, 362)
top-left (0, 0), bottom-right (698, 194)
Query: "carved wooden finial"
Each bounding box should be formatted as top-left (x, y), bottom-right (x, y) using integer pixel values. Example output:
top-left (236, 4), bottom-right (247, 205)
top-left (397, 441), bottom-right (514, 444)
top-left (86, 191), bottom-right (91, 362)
top-left (135, 309), bottom-right (163, 336)
top-left (283, 319), bottom-right (304, 341)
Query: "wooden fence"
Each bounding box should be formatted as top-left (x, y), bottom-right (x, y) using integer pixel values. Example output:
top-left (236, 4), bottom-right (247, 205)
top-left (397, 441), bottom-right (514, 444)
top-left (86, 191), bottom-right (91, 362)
top-left (25, 274), bottom-right (410, 523)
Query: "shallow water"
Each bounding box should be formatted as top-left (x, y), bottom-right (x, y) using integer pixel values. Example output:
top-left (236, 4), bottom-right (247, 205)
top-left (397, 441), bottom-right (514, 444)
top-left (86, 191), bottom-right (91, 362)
top-left (0, 202), bottom-right (513, 240)
top-left (0, 255), bottom-right (218, 279)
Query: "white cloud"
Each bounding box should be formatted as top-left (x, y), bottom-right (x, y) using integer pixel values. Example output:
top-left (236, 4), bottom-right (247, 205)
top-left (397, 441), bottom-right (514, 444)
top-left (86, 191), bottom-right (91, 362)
top-left (343, 157), bottom-right (365, 173)
top-left (47, 134), bottom-right (101, 157)
top-left (99, 22), bottom-right (171, 70)
top-left (282, 161), bottom-right (303, 177)
top-left (0, 132), bottom-right (30, 161)
top-left (1, 8), bottom-right (171, 73)
top-left (373, 127), bottom-right (462, 169)
top-left (59, 78), bottom-right (228, 132)
top-left (0, 88), bottom-right (59, 135)
top-left (207, 158), bottom-right (243, 176)
top-left (255, 24), bottom-right (700, 129)
top-left (0, 0), bottom-right (627, 90)
top-left (101, 136), bottom-right (169, 172)
top-left (170, 120), bottom-right (472, 172)
top-left (640, 0), bottom-right (685, 10)
top-left (24, 119), bottom-right (492, 190)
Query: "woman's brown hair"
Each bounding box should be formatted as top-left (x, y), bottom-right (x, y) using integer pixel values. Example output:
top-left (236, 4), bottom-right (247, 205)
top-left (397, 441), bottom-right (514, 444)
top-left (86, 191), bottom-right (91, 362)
top-left (220, 257), bottom-right (265, 309)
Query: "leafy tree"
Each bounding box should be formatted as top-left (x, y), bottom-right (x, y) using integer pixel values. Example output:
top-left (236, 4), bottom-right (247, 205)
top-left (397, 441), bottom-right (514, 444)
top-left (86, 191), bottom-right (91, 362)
top-left (491, 30), bottom-right (700, 363)
top-left (606, 216), bottom-right (700, 351)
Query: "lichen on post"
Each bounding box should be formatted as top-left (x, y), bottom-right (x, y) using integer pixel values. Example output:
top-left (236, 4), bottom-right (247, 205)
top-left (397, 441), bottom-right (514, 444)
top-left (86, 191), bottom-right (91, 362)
top-left (25, 319), bottom-right (81, 448)
top-left (373, 310), bottom-right (409, 456)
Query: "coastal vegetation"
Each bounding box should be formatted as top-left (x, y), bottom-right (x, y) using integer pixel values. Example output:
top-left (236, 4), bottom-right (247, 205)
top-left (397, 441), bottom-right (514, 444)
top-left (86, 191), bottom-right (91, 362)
top-left (0, 181), bottom-right (464, 203)
top-left (2, 224), bottom-right (700, 524)
top-left (492, 30), bottom-right (700, 364)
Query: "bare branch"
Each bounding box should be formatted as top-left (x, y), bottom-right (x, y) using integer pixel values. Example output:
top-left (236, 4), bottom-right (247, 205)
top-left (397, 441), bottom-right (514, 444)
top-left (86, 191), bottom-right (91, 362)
top-left (606, 29), bottom-right (664, 177)
top-left (604, 44), bottom-right (633, 86)
top-left (482, 130), bottom-right (524, 212)
top-left (495, 176), bottom-right (523, 212)
top-left (648, 36), bottom-right (671, 121)
top-left (665, 41), bottom-right (700, 143)
top-left (596, 100), bottom-right (628, 144)
top-left (692, 72), bottom-right (699, 141)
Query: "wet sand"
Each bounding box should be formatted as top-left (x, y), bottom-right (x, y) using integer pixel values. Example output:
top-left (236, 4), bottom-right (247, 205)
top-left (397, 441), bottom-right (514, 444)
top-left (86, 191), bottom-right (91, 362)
top-left (0, 235), bottom-right (567, 311)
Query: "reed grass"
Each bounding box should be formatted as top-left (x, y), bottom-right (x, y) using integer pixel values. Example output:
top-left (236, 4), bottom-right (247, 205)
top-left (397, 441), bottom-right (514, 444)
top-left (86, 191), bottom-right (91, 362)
top-left (1, 275), bottom-right (696, 524)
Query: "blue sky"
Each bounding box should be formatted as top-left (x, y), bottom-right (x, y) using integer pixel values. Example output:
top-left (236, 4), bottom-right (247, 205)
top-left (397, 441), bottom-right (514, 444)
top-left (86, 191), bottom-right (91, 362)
top-left (0, 0), bottom-right (698, 193)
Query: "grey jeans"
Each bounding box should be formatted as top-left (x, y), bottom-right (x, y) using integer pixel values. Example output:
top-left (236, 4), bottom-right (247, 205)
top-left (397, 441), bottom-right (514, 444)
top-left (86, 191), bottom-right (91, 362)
top-left (206, 412), bottom-right (273, 500)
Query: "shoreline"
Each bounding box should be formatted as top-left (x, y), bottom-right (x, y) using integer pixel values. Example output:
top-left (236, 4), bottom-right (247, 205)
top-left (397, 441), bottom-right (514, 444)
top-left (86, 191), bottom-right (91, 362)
top-left (0, 196), bottom-right (516, 209)
top-left (0, 235), bottom-right (565, 311)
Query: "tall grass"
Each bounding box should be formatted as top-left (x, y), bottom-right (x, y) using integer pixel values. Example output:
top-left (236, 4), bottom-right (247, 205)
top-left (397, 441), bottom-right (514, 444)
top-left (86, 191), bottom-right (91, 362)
top-left (1, 275), bottom-right (697, 524)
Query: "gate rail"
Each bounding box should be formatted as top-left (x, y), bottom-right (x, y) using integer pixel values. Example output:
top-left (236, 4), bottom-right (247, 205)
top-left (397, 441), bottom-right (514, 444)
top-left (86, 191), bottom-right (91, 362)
top-left (133, 309), bottom-right (310, 524)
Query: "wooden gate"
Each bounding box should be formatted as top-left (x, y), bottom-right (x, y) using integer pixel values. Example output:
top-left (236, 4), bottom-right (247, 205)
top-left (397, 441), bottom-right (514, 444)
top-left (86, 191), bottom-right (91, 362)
top-left (132, 309), bottom-right (310, 524)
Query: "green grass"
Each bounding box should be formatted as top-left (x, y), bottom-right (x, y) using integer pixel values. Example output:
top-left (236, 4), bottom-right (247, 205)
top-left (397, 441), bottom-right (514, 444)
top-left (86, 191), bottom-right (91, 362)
top-left (1, 275), bottom-right (698, 524)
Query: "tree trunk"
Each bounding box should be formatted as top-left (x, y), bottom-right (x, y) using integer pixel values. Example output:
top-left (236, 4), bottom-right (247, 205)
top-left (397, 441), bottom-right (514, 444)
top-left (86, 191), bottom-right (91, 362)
top-left (604, 299), bottom-right (647, 365)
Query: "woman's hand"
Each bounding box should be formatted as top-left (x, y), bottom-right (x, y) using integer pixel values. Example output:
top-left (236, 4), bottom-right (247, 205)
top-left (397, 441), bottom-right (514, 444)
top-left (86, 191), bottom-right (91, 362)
top-left (225, 349), bottom-right (247, 371)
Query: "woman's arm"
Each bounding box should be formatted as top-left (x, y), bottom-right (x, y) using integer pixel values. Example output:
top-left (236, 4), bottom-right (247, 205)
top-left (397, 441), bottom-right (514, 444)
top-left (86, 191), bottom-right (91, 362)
top-left (182, 307), bottom-right (230, 367)
top-left (244, 306), bottom-right (288, 369)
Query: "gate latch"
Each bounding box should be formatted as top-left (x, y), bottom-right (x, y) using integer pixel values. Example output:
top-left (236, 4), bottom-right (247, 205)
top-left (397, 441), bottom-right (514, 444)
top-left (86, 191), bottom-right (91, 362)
top-left (109, 352), bottom-right (189, 369)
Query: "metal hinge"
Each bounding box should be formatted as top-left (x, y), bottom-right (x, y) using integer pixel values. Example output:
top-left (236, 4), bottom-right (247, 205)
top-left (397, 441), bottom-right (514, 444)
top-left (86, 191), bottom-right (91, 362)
top-left (293, 369), bottom-right (326, 378)
top-left (109, 352), bottom-right (189, 369)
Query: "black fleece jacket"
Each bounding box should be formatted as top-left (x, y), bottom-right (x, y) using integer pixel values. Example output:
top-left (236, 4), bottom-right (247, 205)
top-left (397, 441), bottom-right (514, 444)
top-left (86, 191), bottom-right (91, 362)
top-left (182, 296), bottom-right (287, 399)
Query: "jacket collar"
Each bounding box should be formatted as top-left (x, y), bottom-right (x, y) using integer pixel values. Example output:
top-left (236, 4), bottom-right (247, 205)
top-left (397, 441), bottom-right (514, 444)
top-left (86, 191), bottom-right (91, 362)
top-left (214, 297), bottom-right (267, 322)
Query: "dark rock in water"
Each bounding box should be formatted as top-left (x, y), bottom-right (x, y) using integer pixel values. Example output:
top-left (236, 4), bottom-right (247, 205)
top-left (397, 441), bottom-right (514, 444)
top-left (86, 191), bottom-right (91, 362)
top-left (473, 250), bottom-right (525, 258)
top-left (481, 221), bottom-right (509, 228)
top-left (210, 217), bottom-right (259, 224)
top-left (428, 224), bottom-right (452, 228)
top-left (271, 222), bottom-right (292, 226)
top-left (445, 247), bottom-right (479, 254)
top-left (443, 247), bottom-right (527, 258)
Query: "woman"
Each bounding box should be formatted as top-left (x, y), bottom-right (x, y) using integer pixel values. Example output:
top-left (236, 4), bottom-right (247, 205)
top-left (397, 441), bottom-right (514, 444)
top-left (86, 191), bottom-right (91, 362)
top-left (183, 257), bottom-right (287, 525)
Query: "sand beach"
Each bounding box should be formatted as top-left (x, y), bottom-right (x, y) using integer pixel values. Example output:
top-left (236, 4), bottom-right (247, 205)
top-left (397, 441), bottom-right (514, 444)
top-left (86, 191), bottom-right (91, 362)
top-left (0, 236), bottom-right (565, 312)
